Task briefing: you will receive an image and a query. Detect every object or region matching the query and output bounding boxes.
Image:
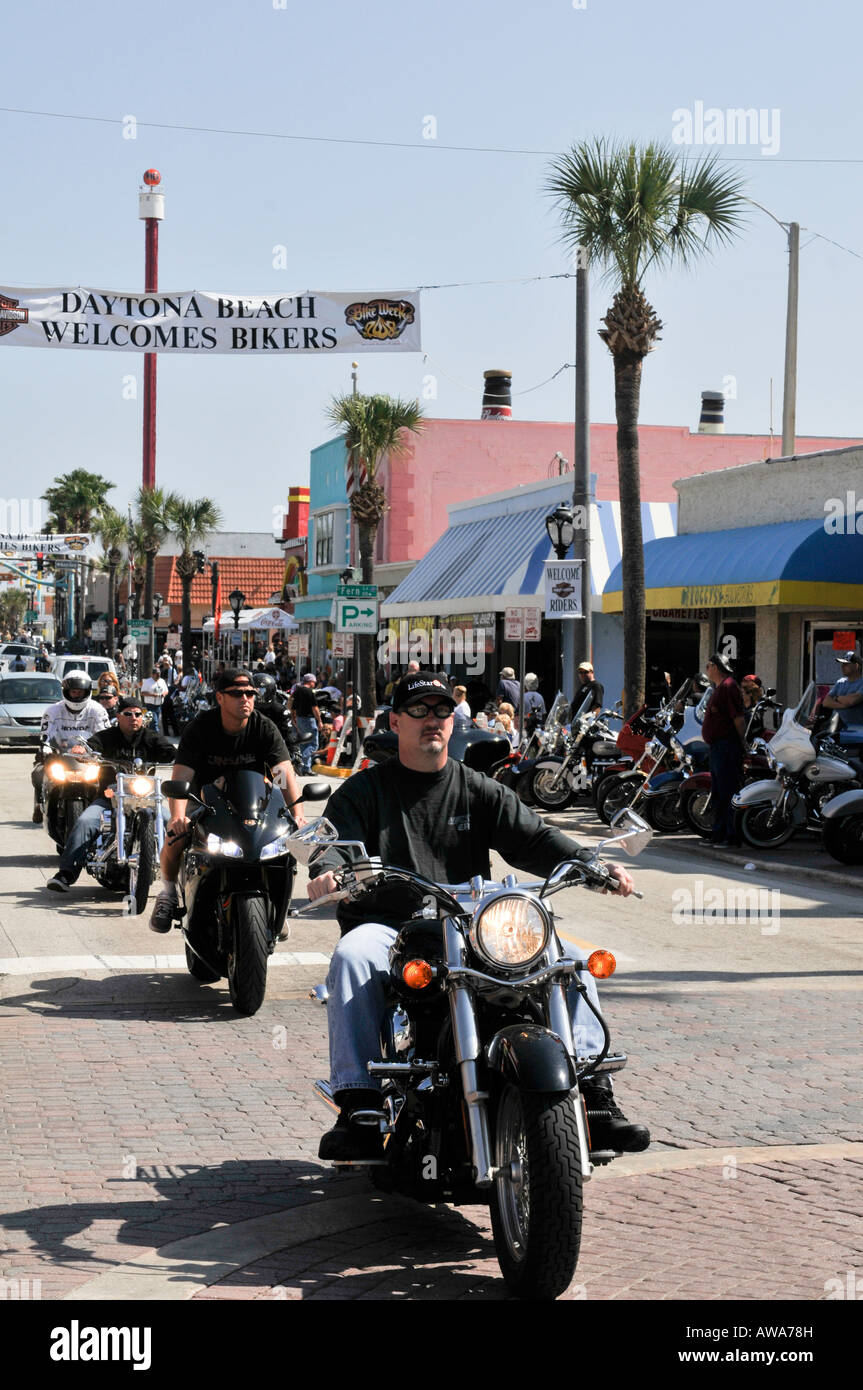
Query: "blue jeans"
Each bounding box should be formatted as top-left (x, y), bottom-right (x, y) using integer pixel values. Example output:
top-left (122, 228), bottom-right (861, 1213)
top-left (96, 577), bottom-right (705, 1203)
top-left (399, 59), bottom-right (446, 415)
top-left (295, 716), bottom-right (319, 773)
top-left (59, 797), bottom-right (169, 878)
top-left (326, 922), bottom-right (607, 1095)
top-left (709, 736), bottom-right (744, 843)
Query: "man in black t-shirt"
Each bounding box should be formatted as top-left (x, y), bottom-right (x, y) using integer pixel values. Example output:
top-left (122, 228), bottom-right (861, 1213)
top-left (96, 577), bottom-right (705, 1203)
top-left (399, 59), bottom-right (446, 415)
top-left (148, 668), bottom-right (305, 933)
top-left (288, 673), bottom-right (324, 774)
top-left (309, 669), bottom-right (648, 1162)
top-left (571, 661), bottom-right (604, 719)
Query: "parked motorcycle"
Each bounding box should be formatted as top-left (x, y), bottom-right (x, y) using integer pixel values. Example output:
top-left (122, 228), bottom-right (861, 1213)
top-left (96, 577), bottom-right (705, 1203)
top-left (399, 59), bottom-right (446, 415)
top-left (821, 783), bottom-right (863, 864)
top-left (489, 692), bottom-right (571, 804)
top-left (732, 684), bottom-right (863, 848)
top-left (294, 808), bottom-right (653, 1300)
top-left (526, 693), bottom-right (624, 811)
top-left (680, 692), bottom-right (782, 838)
top-left (160, 773), bottom-right (331, 1015)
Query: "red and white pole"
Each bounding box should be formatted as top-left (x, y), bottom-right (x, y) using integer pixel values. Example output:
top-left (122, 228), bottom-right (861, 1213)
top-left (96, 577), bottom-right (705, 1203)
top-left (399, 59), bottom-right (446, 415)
top-left (138, 169), bottom-right (164, 490)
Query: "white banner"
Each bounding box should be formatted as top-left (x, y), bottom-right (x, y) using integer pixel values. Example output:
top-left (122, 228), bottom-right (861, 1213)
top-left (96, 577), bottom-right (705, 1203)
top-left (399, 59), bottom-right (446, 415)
top-left (0, 533), bottom-right (94, 557)
top-left (0, 287), bottom-right (421, 355)
top-left (544, 561), bottom-right (583, 619)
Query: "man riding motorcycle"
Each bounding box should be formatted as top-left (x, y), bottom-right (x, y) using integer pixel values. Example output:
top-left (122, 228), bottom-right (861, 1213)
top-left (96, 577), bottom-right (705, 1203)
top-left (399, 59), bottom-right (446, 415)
top-left (308, 669), bottom-right (649, 1163)
top-left (32, 672), bottom-right (109, 823)
top-left (45, 695), bottom-right (177, 892)
top-left (148, 667), bottom-right (306, 933)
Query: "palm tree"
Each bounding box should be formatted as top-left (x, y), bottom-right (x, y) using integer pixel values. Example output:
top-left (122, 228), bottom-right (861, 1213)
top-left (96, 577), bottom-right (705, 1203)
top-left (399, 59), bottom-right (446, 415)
top-left (165, 495), bottom-right (223, 672)
top-left (94, 506), bottom-right (129, 656)
top-left (326, 393), bottom-right (425, 719)
top-left (546, 139), bottom-right (746, 712)
top-left (42, 469), bottom-right (115, 646)
top-left (136, 486), bottom-right (177, 672)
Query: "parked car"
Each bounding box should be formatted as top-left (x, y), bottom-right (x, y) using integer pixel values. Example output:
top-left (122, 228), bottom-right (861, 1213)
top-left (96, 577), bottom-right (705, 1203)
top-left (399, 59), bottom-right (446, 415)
top-left (0, 643), bottom-right (41, 672)
top-left (0, 673), bottom-right (63, 746)
top-left (50, 655), bottom-right (119, 684)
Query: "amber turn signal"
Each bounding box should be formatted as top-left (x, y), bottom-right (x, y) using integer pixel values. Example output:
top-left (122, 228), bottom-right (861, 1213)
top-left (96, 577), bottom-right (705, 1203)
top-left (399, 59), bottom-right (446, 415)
top-left (402, 958), bottom-right (434, 989)
top-left (587, 949), bottom-right (616, 979)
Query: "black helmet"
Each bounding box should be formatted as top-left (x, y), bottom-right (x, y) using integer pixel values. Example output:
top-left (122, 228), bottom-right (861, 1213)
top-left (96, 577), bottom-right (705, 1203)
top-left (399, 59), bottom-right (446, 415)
top-left (251, 672), bottom-right (277, 704)
top-left (62, 671), bottom-right (93, 712)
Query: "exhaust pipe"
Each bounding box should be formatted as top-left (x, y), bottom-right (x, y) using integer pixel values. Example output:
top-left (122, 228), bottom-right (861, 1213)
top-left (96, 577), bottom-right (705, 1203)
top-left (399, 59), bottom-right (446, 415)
top-left (313, 1079), bottom-right (339, 1113)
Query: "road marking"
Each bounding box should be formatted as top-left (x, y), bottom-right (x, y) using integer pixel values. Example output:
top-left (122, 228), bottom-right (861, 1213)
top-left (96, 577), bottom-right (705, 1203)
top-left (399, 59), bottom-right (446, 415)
top-left (0, 951), bottom-right (331, 976)
top-left (593, 1140), bottom-right (863, 1179)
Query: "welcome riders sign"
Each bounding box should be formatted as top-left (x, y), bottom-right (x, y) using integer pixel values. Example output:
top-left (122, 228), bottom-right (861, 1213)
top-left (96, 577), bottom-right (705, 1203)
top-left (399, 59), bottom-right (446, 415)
top-left (0, 288), bottom-right (422, 354)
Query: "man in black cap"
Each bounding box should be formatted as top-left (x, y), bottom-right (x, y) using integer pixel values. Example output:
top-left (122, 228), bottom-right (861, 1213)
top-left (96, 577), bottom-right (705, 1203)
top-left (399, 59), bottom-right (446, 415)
top-left (822, 650), bottom-right (863, 745)
top-left (46, 696), bottom-right (177, 893)
top-left (308, 669), bottom-right (648, 1162)
top-left (148, 667), bottom-right (305, 932)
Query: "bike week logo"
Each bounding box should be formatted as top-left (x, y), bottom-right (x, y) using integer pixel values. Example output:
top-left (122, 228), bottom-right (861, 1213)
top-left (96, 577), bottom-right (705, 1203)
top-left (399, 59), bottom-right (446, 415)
top-left (671, 101), bottom-right (781, 157)
top-left (344, 298), bottom-right (416, 342)
top-left (671, 882), bottom-right (780, 935)
top-left (378, 621), bottom-right (487, 675)
top-left (0, 293), bottom-right (29, 337)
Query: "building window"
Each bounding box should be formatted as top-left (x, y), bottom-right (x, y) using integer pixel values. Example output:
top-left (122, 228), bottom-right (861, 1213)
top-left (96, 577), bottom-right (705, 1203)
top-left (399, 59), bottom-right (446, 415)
top-left (315, 512), bottom-right (334, 567)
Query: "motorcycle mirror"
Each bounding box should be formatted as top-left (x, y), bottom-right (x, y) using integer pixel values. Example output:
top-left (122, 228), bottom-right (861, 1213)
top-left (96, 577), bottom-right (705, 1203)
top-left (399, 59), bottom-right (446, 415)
top-left (286, 817), bottom-right (340, 864)
top-left (302, 779), bottom-right (332, 802)
top-left (606, 807), bottom-right (653, 856)
top-left (766, 688), bottom-right (776, 698)
top-left (161, 779), bottom-right (192, 799)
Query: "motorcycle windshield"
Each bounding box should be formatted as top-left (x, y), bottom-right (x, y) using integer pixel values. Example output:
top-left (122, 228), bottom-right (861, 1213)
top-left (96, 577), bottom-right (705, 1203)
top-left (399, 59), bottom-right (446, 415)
top-left (793, 681), bottom-right (819, 727)
top-left (545, 691), bottom-right (570, 731)
top-left (209, 769), bottom-right (271, 821)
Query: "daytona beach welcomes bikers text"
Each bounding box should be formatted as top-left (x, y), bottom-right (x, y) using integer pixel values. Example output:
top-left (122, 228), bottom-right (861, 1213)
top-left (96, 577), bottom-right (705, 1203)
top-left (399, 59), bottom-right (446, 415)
top-left (42, 292), bottom-right (334, 351)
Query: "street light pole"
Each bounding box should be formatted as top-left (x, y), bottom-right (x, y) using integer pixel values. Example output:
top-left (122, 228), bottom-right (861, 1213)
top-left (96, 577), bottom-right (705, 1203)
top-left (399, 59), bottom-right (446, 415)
top-left (574, 258), bottom-right (591, 665)
top-left (782, 221), bottom-right (800, 458)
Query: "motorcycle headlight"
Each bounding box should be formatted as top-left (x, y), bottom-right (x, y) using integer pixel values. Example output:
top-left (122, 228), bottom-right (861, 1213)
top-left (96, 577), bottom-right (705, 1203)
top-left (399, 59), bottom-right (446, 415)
top-left (128, 776), bottom-right (154, 797)
top-left (469, 892), bottom-right (551, 973)
top-left (261, 833), bottom-right (291, 860)
top-left (205, 834), bottom-right (243, 858)
top-left (47, 761), bottom-right (67, 781)
top-left (82, 764), bottom-right (100, 783)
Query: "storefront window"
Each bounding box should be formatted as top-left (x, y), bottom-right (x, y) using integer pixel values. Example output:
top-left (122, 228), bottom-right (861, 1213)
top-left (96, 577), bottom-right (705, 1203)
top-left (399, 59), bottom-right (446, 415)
top-left (804, 622), bottom-right (863, 699)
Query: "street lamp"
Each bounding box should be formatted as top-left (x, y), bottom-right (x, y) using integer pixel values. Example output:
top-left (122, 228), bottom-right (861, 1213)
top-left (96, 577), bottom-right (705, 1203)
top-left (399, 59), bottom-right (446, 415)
top-left (228, 588), bottom-right (246, 630)
top-left (545, 503), bottom-right (576, 560)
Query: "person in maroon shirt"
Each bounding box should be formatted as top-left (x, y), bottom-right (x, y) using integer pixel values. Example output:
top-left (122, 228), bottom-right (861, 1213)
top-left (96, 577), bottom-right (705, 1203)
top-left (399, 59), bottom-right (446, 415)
top-left (702, 654), bottom-right (746, 845)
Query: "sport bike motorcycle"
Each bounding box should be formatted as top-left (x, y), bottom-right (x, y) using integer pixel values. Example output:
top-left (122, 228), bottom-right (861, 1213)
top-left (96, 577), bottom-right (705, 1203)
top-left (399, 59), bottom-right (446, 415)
top-left (37, 740), bottom-right (103, 850)
top-left (292, 808), bottom-right (653, 1301)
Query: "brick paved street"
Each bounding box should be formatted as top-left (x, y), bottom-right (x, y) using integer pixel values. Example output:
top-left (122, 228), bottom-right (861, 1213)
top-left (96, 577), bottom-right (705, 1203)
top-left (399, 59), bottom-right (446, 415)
top-left (2, 750), bottom-right (862, 1304)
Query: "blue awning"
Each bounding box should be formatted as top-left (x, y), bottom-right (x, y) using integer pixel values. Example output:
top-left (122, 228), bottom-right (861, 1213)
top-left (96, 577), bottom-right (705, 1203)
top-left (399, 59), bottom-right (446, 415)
top-left (381, 500), bottom-right (676, 616)
top-left (603, 517), bottom-right (863, 611)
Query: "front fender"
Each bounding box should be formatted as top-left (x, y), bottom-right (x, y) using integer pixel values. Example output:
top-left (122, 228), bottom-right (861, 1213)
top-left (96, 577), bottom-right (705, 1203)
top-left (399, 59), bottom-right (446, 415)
top-left (641, 769), bottom-right (685, 799)
top-left (821, 788), bottom-right (863, 820)
top-left (486, 1024), bottom-right (576, 1094)
top-left (680, 770), bottom-right (710, 793)
top-left (733, 778), bottom-right (783, 808)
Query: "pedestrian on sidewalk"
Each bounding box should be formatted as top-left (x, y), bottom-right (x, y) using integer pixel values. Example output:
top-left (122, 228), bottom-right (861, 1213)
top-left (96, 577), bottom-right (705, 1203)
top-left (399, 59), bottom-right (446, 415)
top-left (702, 653), bottom-right (746, 846)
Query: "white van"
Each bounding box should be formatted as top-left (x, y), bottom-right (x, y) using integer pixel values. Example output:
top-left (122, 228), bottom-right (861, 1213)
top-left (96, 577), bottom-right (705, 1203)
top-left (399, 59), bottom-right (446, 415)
top-left (51, 654), bottom-right (119, 684)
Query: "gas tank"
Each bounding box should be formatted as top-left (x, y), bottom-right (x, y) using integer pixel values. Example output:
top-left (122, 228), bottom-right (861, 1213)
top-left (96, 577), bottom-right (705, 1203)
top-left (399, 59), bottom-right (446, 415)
top-left (592, 739), bottom-right (619, 757)
top-left (806, 756), bottom-right (858, 783)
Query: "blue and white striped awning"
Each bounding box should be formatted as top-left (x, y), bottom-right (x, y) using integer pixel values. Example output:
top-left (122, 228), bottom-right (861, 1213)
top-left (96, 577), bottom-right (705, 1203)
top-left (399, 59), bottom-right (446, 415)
top-left (381, 500), bottom-right (677, 616)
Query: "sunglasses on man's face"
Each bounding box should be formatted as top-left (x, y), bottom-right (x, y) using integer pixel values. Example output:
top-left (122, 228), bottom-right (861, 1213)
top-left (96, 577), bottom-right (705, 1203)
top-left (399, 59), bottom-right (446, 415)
top-left (222, 687), bottom-right (255, 699)
top-left (401, 701), bottom-right (454, 720)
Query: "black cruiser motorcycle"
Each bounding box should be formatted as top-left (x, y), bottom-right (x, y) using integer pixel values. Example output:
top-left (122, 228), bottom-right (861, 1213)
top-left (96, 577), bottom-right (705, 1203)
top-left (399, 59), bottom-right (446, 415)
top-left (291, 807), bottom-right (652, 1301)
top-left (160, 772), bottom-right (330, 1015)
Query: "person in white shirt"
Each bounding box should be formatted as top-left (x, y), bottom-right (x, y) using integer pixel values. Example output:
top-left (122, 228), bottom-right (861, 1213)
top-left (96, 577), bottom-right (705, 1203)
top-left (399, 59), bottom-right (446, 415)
top-left (33, 672), bottom-right (109, 821)
top-left (452, 684), bottom-right (473, 729)
top-left (140, 667), bottom-right (168, 731)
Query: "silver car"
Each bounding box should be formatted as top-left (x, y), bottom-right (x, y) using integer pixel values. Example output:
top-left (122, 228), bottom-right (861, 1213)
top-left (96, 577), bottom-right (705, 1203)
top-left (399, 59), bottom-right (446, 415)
top-left (0, 673), bottom-right (63, 746)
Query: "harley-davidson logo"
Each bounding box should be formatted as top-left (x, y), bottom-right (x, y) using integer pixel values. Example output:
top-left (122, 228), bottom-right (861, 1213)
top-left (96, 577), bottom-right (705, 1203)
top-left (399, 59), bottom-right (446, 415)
top-left (552, 582), bottom-right (576, 599)
top-left (344, 298), bottom-right (415, 342)
top-left (0, 293), bottom-right (29, 338)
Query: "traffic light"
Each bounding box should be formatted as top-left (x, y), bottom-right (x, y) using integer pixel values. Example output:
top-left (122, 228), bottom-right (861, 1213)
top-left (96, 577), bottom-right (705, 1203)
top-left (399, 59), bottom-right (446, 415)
top-left (193, 550), bottom-right (206, 574)
top-left (36, 552), bottom-right (44, 575)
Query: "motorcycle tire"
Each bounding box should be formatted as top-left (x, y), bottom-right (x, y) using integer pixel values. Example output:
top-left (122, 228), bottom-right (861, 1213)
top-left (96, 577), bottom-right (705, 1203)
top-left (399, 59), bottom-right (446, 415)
top-left (226, 895), bottom-right (270, 1016)
top-left (527, 764), bottom-right (574, 812)
top-left (734, 804), bottom-right (796, 849)
top-left (643, 791), bottom-right (686, 834)
top-left (64, 798), bottom-right (84, 842)
top-left (683, 787), bottom-right (714, 838)
top-left (185, 942), bottom-right (221, 983)
top-left (489, 1084), bottom-right (583, 1301)
top-left (596, 774), bottom-right (644, 826)
top-left (822, 814), bottom-right (863, 866)
top-left (129, 812), bottom-right (156, 918)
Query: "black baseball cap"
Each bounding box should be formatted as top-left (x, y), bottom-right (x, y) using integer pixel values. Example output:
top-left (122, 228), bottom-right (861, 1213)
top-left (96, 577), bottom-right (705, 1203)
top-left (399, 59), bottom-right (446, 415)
top-left (391, 670), bottom-right (456, 712)
top-left (117, 695), bottom-right (144, 713)
top-left (835, 650), bottom-right (861, 665)
top-left (215, 667), bottom-right (253, 691)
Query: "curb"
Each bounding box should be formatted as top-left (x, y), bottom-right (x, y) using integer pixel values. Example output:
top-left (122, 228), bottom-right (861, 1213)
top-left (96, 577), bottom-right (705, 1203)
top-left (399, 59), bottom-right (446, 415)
top-left (543, 813), bottom-right (863, 892)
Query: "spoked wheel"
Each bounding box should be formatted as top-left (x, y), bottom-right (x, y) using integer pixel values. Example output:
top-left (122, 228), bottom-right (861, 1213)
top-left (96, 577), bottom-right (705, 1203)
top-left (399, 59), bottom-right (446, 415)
top-left (683, 787), bottom-right (714, 838)
top-left (527, 764), bottom-right (573, 811)
top-left (489, 1085), bottom-right (583, 1300)
top-left (823, 814), bottom-right (863, 865)
top-left (643, 791), bottom-right (686, 833)
top-left (226, 895), bottom-right (271, 1016)
top-left (735, 804), bottom-right (796, 848)
top-left (596, 774), bottom-right (644, 826)
top-left (129, 812), bottom-right (157, 917)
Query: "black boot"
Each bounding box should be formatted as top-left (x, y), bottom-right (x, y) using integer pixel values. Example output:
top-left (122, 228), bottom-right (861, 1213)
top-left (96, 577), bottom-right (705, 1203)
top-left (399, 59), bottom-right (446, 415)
top-left (581, 1073), bottom-right (650, 1153)
top-left (318, 1089), bottom-right (385, 1163)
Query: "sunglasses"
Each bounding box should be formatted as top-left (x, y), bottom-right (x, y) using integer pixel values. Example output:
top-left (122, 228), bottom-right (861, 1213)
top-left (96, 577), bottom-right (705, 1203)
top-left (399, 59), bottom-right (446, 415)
top-left (120, 709), bottom-right (143, 717)
top-left (401, 701), bottom-right (454, 720)
top-left (222, 687), bottom-right (255, 699)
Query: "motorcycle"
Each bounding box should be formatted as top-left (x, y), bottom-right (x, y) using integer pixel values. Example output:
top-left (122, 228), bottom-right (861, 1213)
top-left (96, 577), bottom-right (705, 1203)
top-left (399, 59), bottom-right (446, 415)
top-left (680, 692), bottom-right (782, 838)
top-left (732, 683), bottom-right (863, 848)
top-left (77, 757), bottom-right (169, 913)
top-left (36, 739), bottom-right (103, 850)
top-left (821, 782), bottom-right (863, 865)
top-left (488, 692), bottom-right (571, 804)
top-left (594, 678), bottom-right (706, 825)
top-left (525, 694), bottom-right (625, 812)
top-left (160, 772), bottom-right (331, 1015)
top-left (293, 807), bottom-right (653, 1301)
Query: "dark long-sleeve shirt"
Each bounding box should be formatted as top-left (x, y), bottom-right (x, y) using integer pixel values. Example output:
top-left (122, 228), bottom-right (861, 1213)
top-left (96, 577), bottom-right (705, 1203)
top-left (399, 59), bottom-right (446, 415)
top-left (312, 757), bottom-right (595, 934)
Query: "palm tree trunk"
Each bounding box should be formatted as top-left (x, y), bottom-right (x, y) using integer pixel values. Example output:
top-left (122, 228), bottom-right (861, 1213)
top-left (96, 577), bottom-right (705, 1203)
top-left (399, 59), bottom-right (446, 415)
top-left (614, 353), bottom-right (647, 715)
top-left (108, 564), bottom-right (117, 657)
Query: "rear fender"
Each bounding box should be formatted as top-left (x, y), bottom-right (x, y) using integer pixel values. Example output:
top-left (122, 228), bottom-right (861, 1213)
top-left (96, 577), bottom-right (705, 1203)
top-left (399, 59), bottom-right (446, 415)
top-left (821, 788), bottom-right (863, 820)
top-left (732, 778), bottom-right (783, 808)
top-left (486, 1023), bottom-right (576, 1094)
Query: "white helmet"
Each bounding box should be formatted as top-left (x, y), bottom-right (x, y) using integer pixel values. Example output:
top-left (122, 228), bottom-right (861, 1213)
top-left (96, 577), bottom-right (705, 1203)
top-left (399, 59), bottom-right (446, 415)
top-left (61, 671), bottom-right (93, 712)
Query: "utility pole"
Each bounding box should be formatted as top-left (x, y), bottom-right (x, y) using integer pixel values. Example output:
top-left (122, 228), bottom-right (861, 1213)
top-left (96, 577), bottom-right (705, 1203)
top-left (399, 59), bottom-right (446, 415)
top-left (782, 221), bottom-right (799, 458)
top-left (138, 168), bottom-right (164, 674)
top-left (573, 256), bottom-right (591, 664)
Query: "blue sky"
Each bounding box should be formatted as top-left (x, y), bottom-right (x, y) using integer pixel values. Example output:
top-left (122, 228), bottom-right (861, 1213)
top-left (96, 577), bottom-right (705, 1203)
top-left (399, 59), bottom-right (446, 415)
top-left (2, 0), bottom-right (862, 533)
